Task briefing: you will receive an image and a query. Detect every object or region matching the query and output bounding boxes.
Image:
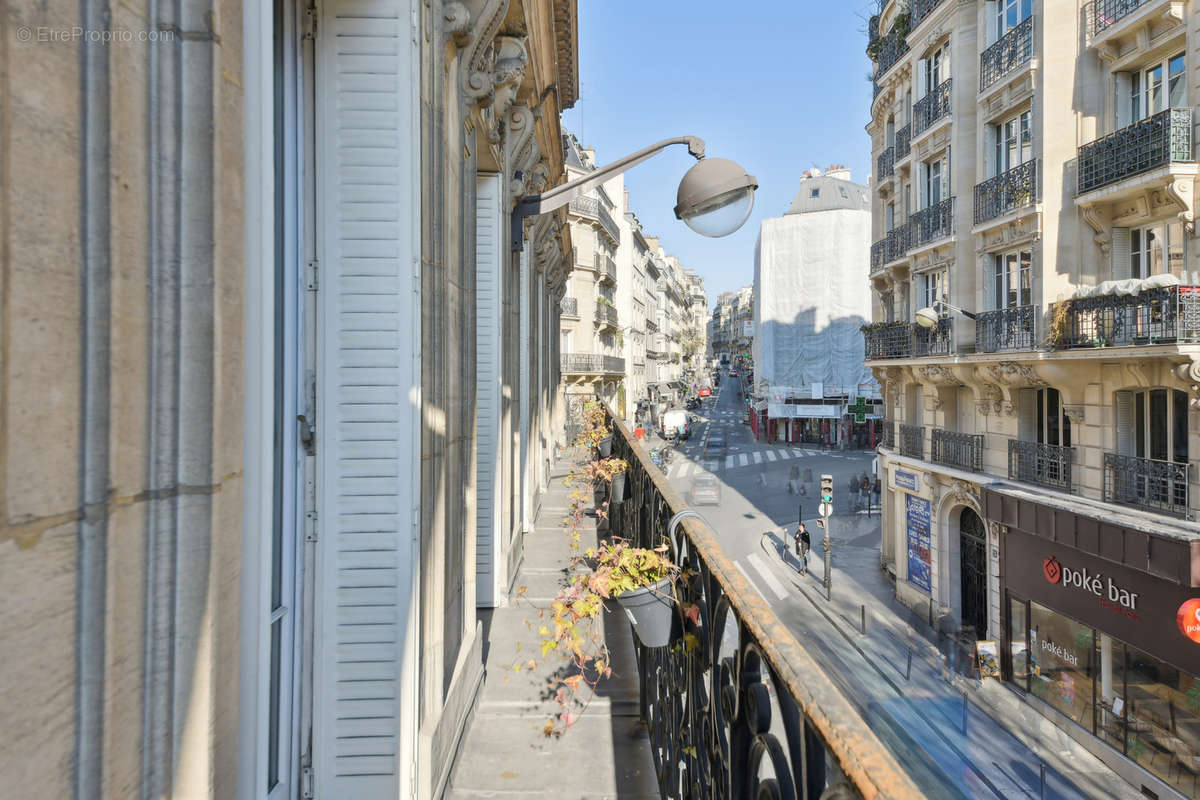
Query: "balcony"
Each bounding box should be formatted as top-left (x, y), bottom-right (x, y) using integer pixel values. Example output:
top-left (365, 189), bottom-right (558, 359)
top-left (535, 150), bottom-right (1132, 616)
top-left (872, 28), bottom-right (910, 81)
top-left (569, 196), bottom-right (621, 244)
top-left (560, 352), bottom-right (624, 375)
top-left (911, 197), bottom-right (954, 247)
top-left (1008, 439), bottom-right (1074, 491)
top-left (885, 222), bottom-right (911, 262)
top-left (895, 123), bottom-right (912, 161)
top-left (899, 424), bottom-right (924, 459)
top-left (1077, 108), bottom-right (1193, 195)
top-left (975, 305), bottom-right (1035, 352)
top-left (1093, 0), bottom-right (1155, 34)
top-left (974, 160), bottom-right (1039, 225)
top-left (1052, 285), bottom-right (1200, 349)
top-left (913, 79), bottom-right (951, 136)
top-left (863, 317), bottom-right (954, 360)
top-left (870, 239), bottom-right (886, 272)
top-left (980, 15), bottom-right (1033, 92)
top-left (1103, 452), bottom-right (1192, 518)
top-left (596, 303), bottom-right (619, 327)
top-left (881, 419), bottom-right (896, 449)
top-left (911, 0), bottom-right (948, 29)
top-left (877, 146), bottom-right (895, 180)
top-left (560, 296), bottom-right (579, 318)
top-left (931, 429), bottom-right (984, 472)
top-left (598, 254), bottom-right (617, 284)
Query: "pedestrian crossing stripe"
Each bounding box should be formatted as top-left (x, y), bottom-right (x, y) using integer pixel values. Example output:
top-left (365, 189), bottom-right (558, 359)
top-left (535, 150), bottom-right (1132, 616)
top-left (753, 452), bottom-right (762, 464)
top-left (725, 455), bottom-right (734, 469)
top-left (739, 454), bottom-right (748, 467)
top-left (792, 449), bottom-right (803, 457)
top-left (777, 449), bottom-right (789, 460)
top-left (765, 451), bottom-right (776, 462)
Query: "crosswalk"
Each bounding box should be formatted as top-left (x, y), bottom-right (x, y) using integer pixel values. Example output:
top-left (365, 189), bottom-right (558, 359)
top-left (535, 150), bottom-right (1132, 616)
top-left (734, 552), bottom-right (791, 602)
top-left (665, 446), bottom-right (857, 478)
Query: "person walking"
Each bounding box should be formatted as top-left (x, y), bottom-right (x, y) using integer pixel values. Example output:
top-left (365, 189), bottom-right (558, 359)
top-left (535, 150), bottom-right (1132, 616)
top-left (936, 609), bottom-right (959, 678)
top-left (794, 521), bottom-right (811, 576)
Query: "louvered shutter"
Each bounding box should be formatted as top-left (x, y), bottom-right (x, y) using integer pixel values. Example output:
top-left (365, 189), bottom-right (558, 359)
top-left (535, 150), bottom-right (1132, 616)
top-left (1115, 390), bottom-right (1134, 456)
top-left (313, 1), bottom-right (416, 795)
top-left (1112, 227), bottom-right (1131, 280)
top-left (475, 174), bottom-right (503, 607)
top-left (916, 59), bottom-right (927, 98)
top-left (985, 1), bottom-right (999, 45)
top-left (1115, 73), bottom-right (1132, 128)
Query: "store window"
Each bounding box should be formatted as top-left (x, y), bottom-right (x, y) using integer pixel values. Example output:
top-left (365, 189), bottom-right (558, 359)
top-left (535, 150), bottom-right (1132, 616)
top-left (1028, 600), bottom-right (1095, 732)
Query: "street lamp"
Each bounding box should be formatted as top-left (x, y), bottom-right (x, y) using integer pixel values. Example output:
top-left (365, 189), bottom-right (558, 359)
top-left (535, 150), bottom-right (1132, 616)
top-left (511, 136), bottom-right (757, 250)
top-left (915, 299), bottom-right (977, 329)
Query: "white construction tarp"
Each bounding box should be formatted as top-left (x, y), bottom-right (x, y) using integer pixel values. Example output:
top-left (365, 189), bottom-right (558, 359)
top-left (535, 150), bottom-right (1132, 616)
top-left (753, 211), bottom-right (877, 398)
top-left (767, 403), bottom-right (843, 419)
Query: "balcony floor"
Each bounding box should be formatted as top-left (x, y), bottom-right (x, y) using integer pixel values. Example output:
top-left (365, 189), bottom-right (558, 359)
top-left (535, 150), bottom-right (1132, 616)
top-left (444, 449), bottom-right (658, 799)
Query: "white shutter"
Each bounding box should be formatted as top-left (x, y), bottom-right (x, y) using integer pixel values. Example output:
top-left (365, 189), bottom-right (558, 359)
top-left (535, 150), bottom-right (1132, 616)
top-left (985, 1), bottom-right (999, 45)
top-left (916, 59), bottom-right (928, 98)
top-left (313, 1), bottom-right (417, 795)
top-left (1115, 390), bottom-right (1134, 456)
top-left (983, 255), bottom-right (998, 310)
top-left (1115, 73), bottom-right (1132, 128)
top-left (1018, 388), bottom-right (1037, 441)
top-left (475, 175), bottom-right (503, 607)
top-left (941, 152), bottom-right (951, 201)
top-left (1112, 227), bottom-right (1131, 280)
top-left (518, 245), bottom-right (532, 536)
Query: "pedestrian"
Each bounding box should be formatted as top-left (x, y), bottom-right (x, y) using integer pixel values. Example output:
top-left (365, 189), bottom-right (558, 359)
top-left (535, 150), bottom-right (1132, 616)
top-left (859, 473), bottom-right (871, 508)
top-left (794, 522), bottom-right (811, 575)
top-left (936, 609), bottom-right (959, 678)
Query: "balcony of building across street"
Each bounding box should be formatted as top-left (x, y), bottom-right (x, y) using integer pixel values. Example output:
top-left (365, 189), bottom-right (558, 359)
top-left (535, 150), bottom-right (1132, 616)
top-left (974, 305), bottom-right (1036, 352)
top-left (974, 159), bottom-right (1039, 226)
top-left (561, 352), bottom-right (625, 375)
top-left (1008, 439), bottom-right (1074, 491)
top-left (910, 0), bottom-right (948, 29)
top-left (913, 79), bottom-right (951, 137)
top-left (599, 253), bottom-right (617, 284)
top-left (877, 146), bottom-right (895, 180)
top-left (1103, 451), bottom-right (1193, 519)
top-left (880, 419), bottom-right (897, 450)
top-left (863, 317), bottom-right (954, 360)
top-left (931, 428), bottom-right (984, 472)
top-left (1093, 0), bottom-right (1167, 37)
top-left (898, 423), bottom-right (925, 460)
top-left (1076, 107), bottom-right (1194, 196)
top-left (570, 195), bottom-right (621, 244)
top-left (979, 14), bottom-right (1033, 92)
top-left (560, 295), bottom-right (579, 318)
top-left (894, 122), bottom-right (912, 162)
top-left (1050, 279), bottom-right (1200, 349)
top-left (911, 197), bottom-right (954, 247)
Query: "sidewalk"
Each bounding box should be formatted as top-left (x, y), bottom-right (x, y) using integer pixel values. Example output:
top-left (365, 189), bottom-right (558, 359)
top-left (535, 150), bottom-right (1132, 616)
top-left (759, 515), bottom-right (1153, 800)
top-left (444, 449), bottom-right (657, 799)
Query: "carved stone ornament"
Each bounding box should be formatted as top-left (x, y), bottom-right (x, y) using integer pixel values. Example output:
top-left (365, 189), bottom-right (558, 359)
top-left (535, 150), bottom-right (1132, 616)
top-left (988, 362), bottom-right (1046, 388)
top-left (917, 364), bottom-right (960, 385)
top-left (949, 479), bottom-right (980, 507)
top-left (1062, 405), bottom-right (1085, 424)
top-left (490, 36), bottom-right (528, 122)
top-left (1173, 359), bottom-right (1200, 409)
top-left (443, 2), bottom-right (471, 45)
top-left (976, 401), bottom-right (992, 417)
top-left (1080, 205), bottom-right (1110, 255)
top-left (1165, 178), bottom-right (1195, 234)
top-left (504, 104), bottom-right (539, 204)
top-left (456, 0), bottom-right (509, 105)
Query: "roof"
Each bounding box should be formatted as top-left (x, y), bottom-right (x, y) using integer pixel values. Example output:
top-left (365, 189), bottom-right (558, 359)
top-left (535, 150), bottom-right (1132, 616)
top-left (786, 171), bottom-right (870, 215)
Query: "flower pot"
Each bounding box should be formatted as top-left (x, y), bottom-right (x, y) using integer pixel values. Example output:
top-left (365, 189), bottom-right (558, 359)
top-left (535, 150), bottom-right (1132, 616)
top-left (598, 436), bottom-right (613, 458)
top-left (610, 473), bottom-right (626, 504)
top-left (616, 577), bottom-right (674, 648)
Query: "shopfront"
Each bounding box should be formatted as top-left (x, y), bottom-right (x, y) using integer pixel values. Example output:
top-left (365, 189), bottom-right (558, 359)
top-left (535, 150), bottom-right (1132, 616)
top-left (991, 489), bottom-right (1200, 797)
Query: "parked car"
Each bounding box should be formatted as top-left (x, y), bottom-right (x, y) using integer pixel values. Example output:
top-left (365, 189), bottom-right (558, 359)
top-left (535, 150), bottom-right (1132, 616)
top-left (688, 473), bottom-right (722, 505)
top-left (661, 408), bottom-right (690, 440)
top-left (704, 434), bottom-right (727, 458)
top-left (729, 369), bottom-right (738, 377)
top-left (698, 386), bottom-right (711, 397)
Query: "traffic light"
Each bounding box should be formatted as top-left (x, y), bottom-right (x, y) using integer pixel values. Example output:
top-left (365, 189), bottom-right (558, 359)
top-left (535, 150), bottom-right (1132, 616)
top-left (819, 474), bottom-right (834, 518)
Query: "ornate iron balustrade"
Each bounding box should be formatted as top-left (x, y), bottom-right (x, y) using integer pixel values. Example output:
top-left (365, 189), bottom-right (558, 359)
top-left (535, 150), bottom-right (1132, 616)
top-left (911, 0), bottom-right (948, 28)
top-left (597, 303), bottom-right (619, 326)
top-left (569, 195), bottom-right (621, 243)
top-left (885, 222), bottom-right (911, 263)
top-left (561, 353), bottom-right (625, 374)
top-left (877, 146), bottom-right (895, 180)
top-left (1094, 0), bottom-right (1151, 33)
top-left (873, 29), bottom-right (910, 80)
top-left (881, 419), bottom-right (896, 449)
top-left (1009, 439), bottom-right (1074, 490)
top-left (1054, 286), bottom-right (1200, 349)
top-left (899, 424), bottom-right (924, 459)
top-left (931, 429), bottom-right (984, 471)
top-left (1104, 452), bottom-right (1192, 518)
top-left (914, 316), bottom-right (954, 356)
top-left (980, 15), bottom-right (1033, 91)
top-left (895, 124), bottom-right (912, 161)
top-left (1077, 107), bottom-right (1193, 194)
top-left (974, 159), bottom-right (1038, 224)
top-left (864, 321), bottom-right (914, 359)
top-left (870, 239), bottom-right (887, 272)
top-left (913, 79), bottom-right (951, 136)
top-left (600, 255), bottom-right (617, 283)
top-left (975, 305), bottom-right (1035, 352)
top-left (560, 296), bottom-right (579, 317)
top-left (603, 405), bottom-right (929, 800)
top-left (911, 197), bottom-right (954, 246)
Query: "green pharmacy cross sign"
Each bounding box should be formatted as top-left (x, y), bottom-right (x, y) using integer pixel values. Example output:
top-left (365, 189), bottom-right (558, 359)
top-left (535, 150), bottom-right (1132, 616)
top-left (849, 397), bottom-right (871, 423)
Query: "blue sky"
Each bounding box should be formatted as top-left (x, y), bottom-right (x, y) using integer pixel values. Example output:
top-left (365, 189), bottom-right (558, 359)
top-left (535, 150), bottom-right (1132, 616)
top-left (561, 1), bottom-right (877, 305)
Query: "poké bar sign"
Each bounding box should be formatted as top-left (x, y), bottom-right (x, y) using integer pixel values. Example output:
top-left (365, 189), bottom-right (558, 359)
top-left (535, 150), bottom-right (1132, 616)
top-left (1007, 530), bottom-right (1200, 675)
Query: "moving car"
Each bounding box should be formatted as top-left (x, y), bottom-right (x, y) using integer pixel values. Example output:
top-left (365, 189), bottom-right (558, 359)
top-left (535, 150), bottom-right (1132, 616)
top-left (688, 473), bottom-right (721, 505)
top-left (661, 408), bottom-right (690, 441)
top-left (698, 386), bottom-right (711, 397)
top-left (703, 434), bottom-right (727, 458)
top-left (729, 369), bottom-right (738, 377)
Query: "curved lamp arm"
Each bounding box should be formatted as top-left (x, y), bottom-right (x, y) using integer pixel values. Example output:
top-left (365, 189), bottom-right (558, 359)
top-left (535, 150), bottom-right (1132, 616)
top-left (512, 136), bottom-right (706, 250)
top-left (936, 299), bottom-right (977, 320)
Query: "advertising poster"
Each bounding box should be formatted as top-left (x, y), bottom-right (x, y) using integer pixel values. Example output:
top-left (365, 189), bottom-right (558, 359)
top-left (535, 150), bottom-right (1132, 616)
top-left (906, 494), bottom-right (931, 592)
top-left (976, 641), bottom-right (1000, 678)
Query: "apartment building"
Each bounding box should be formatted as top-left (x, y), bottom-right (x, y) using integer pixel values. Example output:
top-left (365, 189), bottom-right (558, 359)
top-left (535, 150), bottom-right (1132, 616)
top-left (867, 1), bottom-right (1200, 795)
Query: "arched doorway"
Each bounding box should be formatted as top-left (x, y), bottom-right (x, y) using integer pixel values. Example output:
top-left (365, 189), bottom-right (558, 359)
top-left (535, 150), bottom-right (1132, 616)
top-left (959, 507), bottom-right (988, 640)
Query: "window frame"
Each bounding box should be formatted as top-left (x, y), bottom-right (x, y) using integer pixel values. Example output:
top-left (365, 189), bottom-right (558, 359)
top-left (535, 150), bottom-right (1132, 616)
top-left (990, 249), bottom-right (1032, 310)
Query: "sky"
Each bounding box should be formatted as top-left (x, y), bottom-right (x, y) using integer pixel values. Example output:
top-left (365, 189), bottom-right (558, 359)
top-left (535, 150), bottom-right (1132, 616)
top-left (561, 1), bottom-right (878, 306)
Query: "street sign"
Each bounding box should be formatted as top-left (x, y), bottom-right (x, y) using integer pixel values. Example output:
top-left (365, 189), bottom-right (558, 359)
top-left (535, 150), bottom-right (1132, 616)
top-left (849, 396), bottom-right (871, 423)
top-left (818, 502), bottom-right (831, 517)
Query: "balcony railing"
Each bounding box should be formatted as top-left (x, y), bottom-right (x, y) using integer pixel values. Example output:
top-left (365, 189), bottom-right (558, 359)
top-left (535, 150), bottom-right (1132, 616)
top-left (1077, 107), bottom-right (1193, 194)
top-left (931, 429), bottom-right (984, 471)
top-left (913, 79), bottom-right (951, 136)
top-left (975, 159), bottom-right (1039, 224)
top-left (911, 0), bottom-right (948, 28)
top-left (1094, 0), bottom-right (1151, 33)
top-left (873, 29), bottom-right (910, 80)
top-left (895, 123), bottom-right (912, 161)
top-left (980, 15), bottom-right (1033, 91)
top-left (569, 196), bottom-right (621, 243)
top-left (596, 303), bottom-right (619, 326)
top-left (886, 222), bottom-right (911, 262)
top-left (881, 419), bottom-right (896, 449)
top-left (870, 239), bottom-right (886, 271)
top-left (1103, 452), bottom-right (1192, 518)
top-left (1053, 286), bottom-right (1200, 349)
top-left (911, 197), bottom-right (954, 246)
top-left (975, 305), bottom-right (1035, 352)
top-left (560, 296), bottom-right (579, 317)
top-left (899, 424), bottom-right (925, 459)
top-left (863, 317), bottom-right (953, 359)
top-left (1009, 439), bottom-right (1074, 490)
top-left (604, 405), bottom-right (927, 800)
top-left (561, 353), bottom-right (625, 374)
top-left (877, 146), bottom-right (895, 180)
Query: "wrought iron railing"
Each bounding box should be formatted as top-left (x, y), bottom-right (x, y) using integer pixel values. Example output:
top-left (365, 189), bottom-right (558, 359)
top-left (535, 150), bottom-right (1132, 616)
top-left (864, 322), bottom-right (914, 360)
top-left (980, 15), bottom-right (1033, 91)
top-left (1103, 452), bottom-right (1192, 518)
top-left (975, 305), bottom-right (1035, 352)
top-left (911, 0), bottom-right (948, 28)
top-left (870, 239), bottom-right (887, 272)
top-left (1077, 107), bottom-right (1194, 194)
top-left (881, 419), bottom-right (896, 449)
top-left (560, 296), bottom-right (579, 317)
top-left (899, 424), bottom-right (924, 459)
top-left (604, 405), bottom-right (928, 800)
top-left (885, 222), bottom-right (911, 262)
top-left (895, 123), bottom-right (912, 161)
top-left (1054, 286), bottom-right (1200, 349)
top-left (913, 79), bottom-right (951, 136)
top-left (873, 29), bottom-right (910, 80)
top-left (569, 195), bottom-right (621, 243)
top-left (1094, 0), bottom-right (1152, 33)
top-left (931, 429), bottom-right (984, 471)
top-left (877, 146), bottom-right (895, 180)
top-left (1009, 439), bottom-right (1074, 490)
top-left (975, 159), bottom-right (1039, 224)
top-left (915, 316), bottom-right (954, 356)
top-left (597, 303), bottom-right (619, 326)
top-left (600, 255), bottom-right (617, 283)
top-left (911, 197), bottom-right (954, 246)
top-left (561, 353), bottom-right (625, 374)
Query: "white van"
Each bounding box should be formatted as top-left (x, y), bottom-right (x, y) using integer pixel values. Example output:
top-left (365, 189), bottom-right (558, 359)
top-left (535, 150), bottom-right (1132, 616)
top-left (661, 409), bottom-right (690, 441)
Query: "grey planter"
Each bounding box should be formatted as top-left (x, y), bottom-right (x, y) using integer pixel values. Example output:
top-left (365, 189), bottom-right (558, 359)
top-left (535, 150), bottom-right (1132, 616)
top-left (610, 473), bottom-right (626, 504)
top-left (598, 436), bottom-right (613, 457)
top-left (616, 577), bottom-right (674, 648)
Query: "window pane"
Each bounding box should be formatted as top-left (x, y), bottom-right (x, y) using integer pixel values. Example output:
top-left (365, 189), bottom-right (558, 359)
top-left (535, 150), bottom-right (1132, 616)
top-left (1009, 595), bottom-right (1029, 692)
top-left (268, 619), bottom-right (282, 789)
top-left (1174, 390), bottom-right (1189, 464)
top-left (1021, 0), bottom-right (1032, 21)
top-left (1124, 646), bottom-right (1200, 796)
top-left (1047, 388), bottom-right (1060, 446)
top-left (1136, 392), bottom-right (1146, 458)
top-left (1095, 635), bottom-right (1126, 752)
top-left (1168, 221), bottom-right (1185, 277)
top-left (1006, 120), bottom-right (1017, 172)
top-left (1020, 112), bottom-right (1032, 164)
top-left (1169, 54), bottom-right (1186, 108)
top-left (1148, 65), bottom-right (1163, 115)
top-left (1019, 251), bottom-right (1032, 306)
top-left (1028, 601), bottom-right (1095, 732)
top-left (1131, 72), bottom-right (1141, 121)
top-left (1132, 228), bottom-right (1143, 279)
top-left (994, 256), bottom-right (1004, 310)
top-left (1150, 389), bottom-right (1168, 461)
